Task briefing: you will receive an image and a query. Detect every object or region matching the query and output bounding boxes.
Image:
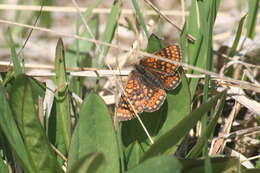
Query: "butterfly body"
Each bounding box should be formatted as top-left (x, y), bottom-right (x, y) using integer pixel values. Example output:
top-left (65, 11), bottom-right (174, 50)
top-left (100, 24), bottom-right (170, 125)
top-left (116, 45), bottom-right (181, 121)
top-left (134, 64), bottom-right (164, 89)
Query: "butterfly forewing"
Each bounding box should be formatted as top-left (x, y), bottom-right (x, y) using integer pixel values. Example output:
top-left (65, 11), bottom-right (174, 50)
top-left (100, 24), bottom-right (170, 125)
top-left (139, 45), bottom-right (181, 75)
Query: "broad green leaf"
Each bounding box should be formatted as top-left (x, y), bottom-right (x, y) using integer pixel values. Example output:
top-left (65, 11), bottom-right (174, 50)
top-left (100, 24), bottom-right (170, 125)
top-left (68, 152), bottom-right (105, 173)
top-left (157, 68), bottom-right (191, 137)
top-left (68, 92), bottom-right (119, 173)
top-left (10, 75), bottom-right (62, 173)
top-left (141, 92), bottom-right (225, 161)
top-left (55, 38), bottom-right (71, 153)
top-left (126, 156), bottom-right (182, 173)
top-left (0, 85), bottom-right (37, 173)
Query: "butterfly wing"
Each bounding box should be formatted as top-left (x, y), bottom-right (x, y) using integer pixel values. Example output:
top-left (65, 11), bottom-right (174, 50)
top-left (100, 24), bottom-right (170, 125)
top-left (116, 71), bottom-right (167, 121)
top-left (116, 71), bottom-right (147, 121)
top-left (139, 45), bottom-right (181, 75)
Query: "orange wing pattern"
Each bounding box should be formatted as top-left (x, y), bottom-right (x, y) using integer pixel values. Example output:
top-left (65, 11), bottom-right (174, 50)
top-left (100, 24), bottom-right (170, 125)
top-left (116, 71), bottom-right (166, 121)
top-left (139, 45), bottom-right (181, 74)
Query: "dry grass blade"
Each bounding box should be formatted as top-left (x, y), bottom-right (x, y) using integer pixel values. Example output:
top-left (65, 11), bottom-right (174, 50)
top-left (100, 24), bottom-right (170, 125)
top-left (210, 103), bottom-right (241, 155)
top-left (1, 19), bottom-right (260, 93)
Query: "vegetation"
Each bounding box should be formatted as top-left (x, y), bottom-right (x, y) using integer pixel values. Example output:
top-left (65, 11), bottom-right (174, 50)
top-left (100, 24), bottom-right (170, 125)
top-left (0, 0), bottom-right (259, 172)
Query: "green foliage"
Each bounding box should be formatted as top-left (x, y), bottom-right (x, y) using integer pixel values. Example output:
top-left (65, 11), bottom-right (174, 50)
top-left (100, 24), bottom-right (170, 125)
top-left (96, 0), bottom-right (122, 67)
top-left (7, 28), bottom-right (24, 76)
top-left (126, 156), bottom-right (182, 173)
top-left (246, 0), bottom-right (259, 38)
top-left (55, 38), bottom-right (71, 155)
top-left (0, 1), bottom-right (259, 172)
top-left (68, 92), bottom-right (119, 173)
top-left (132, 0), bottom-right (149, 38)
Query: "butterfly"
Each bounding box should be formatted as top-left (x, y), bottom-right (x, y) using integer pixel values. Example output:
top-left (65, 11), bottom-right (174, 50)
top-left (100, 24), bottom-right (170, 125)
top-left (116, 45), bottom-right (181, 121)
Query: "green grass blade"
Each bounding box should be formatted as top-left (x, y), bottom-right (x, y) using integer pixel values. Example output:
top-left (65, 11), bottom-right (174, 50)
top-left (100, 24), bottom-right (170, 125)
top-left (140, 92), bottom-right (225, 161)
top-left (55, 38), bottom-right (71, 153)
top-left (0, 85), bottom-right (37, 173)
top-left (10, 75), bottom-right (63, 173)
top-left (131, 0), bottom-right (149, 38)
top-left (68, 92), bottom-right (119, 173)
top-left (229, 14), bottom-right (247, 57)
top-left (68, 152), bottom-right (105, 173)
top-left (126, 156), bottom-right (182, 173)
top-left (180, 0), bottom-right (220, 99)
top-left (66, 15), bottom-right (99, 97)
top-left (186, 91), bottom-right (227, 158)
top-left (78, 0), bottom-right (103, 23)
top-left (97, 0), bottom-right (122, 67)
top-left (7, 28), bottom-right (23, 76)
top-left (246, 0), bottom-right (259, 38)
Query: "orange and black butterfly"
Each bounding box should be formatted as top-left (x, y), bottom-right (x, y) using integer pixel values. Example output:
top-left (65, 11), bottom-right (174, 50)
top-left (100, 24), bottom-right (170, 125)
top-left (116, 45), bottom-right (181, 121)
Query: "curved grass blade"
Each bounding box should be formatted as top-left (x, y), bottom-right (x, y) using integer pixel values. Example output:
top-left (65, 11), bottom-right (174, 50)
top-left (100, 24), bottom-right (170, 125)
top-left (186, 91), bottom-right (226, 158)
top-left (132, 0), bottom-right (149, 38)
top-left (229, 14), bottom-right (247, 57)
top-left (126, 156), bottom-right (182, 173)
top-left (7, 28), bottom-right (23, 76)
top-left (68, 92), bottom-right (119, 173)
top-left (141, 92), bottom-right (225, 161)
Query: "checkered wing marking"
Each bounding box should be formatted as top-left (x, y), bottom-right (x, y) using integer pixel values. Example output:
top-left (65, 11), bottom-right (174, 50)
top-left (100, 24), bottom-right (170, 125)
top-left (117, 71), bottom-right (167, 121)
top-left (161, 72), bottom-right (180, 90)
top-left (117, 71), bottom-right (146, 121)
top-left (139, 45), bottom-right (181, 74)
top-left (142, 86), bottom-right (166, 112)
